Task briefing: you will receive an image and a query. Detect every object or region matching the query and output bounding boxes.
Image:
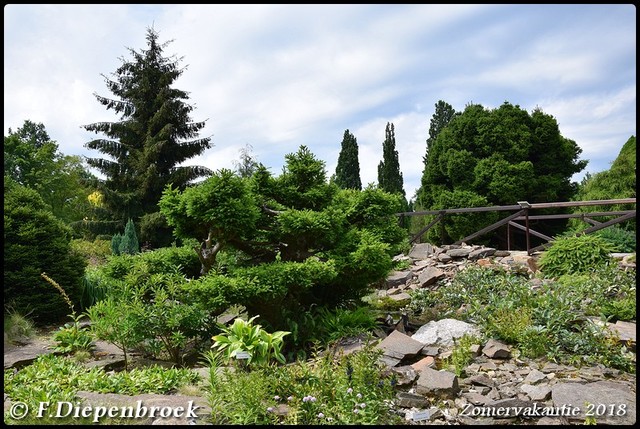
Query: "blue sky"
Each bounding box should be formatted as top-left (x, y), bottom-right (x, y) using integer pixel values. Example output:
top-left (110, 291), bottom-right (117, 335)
top-left (4, 4), bottom-right (636, 199)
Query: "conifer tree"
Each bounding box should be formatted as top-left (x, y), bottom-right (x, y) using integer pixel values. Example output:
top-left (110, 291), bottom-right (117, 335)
top-left (334, 129), bottom-right (362, 190)
top-left (82, 27), bottom-right (212, 237)
top-left (119, 219), bottom-right (140, 255)
top-left (416, 100), bottom-right (457, 207)
top-left (377, 122), bottom-right (405, 198)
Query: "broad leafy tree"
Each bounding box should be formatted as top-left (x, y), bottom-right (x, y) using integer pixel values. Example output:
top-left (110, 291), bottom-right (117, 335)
top-left (417, 102), bottom-right (587, 244)
top-left (334, 129), bottom-right (362, 190)
top-left (572, 135), bottom-right (636, 231)
top-left (159, 145), bottom-right (407, 328)
top-left (4, 120), bottom-right (95, 226)
top-left (82, 27), bottom-right (212, 244)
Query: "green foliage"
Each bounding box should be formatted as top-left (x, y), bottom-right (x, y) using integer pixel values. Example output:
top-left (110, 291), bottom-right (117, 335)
top-left (119, 218), bottom-right (139, 254)
top-left (594, 226), bottom-right (636, 253)
top-left (159, 146), bottom-right (406, 329)
top-left (571, 136), bottom-right (636, 232)
top-left (82, 27), bottom-right (212, 235)
top-left (111, 218), bottom-right (140, 255)
top-left (406, 264), bottom-right (635, 372)
top-left (203, 346), bottom-right (399, 425)
top-left (4, 354), bottom-right (200, 422)
top-left (3, 309), bottom-right (36, 342)
top-left (4, 181), bottom-right (87, 324)
top-left (377, 122), bottom-right (406, 199)
top-left (80, 269), bottom-right (109, 309)
top-left (139, 211), bottom-right (176, 249)
top-left (101, 244), bottom-right (201, 280)
top-left (86, 297), bottom-right (145, 370)
top-left (334, 129), bottom-right (362, 190)
top-left (110, 232), bottom-right (122, 255)
top-left (4, 120), bottom-right (96, 225)
top-left (539, 234), bottom-right (615, 277)
top-left (88, 255), bottom-right (213, 365)
top-left (138, 275), bottom-right (210, 365)
top-left (443, 334), bottom-right (481, 377)
top-left (211, 316), bottom-right (290, 366)
top-left (313, 306), bottom-right (378, 345)
top-left (52, 313), bottom-right (95, 354)
top-left (417, 102), bottom-right (588, 245)
top-left (427, 189), bottom-right (498, 243)
top-left (70, 238), bottom-right (112, 267)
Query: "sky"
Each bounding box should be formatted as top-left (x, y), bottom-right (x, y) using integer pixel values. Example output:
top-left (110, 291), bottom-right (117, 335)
top-left (4, 4), bottom-right (636, 200)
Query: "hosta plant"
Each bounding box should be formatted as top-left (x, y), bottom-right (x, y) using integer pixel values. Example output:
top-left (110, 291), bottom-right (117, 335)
top-left (211, 316), bottom-right (289, 367)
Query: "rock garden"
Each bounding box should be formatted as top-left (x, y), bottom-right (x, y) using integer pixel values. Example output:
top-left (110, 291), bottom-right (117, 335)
top-left (4, 239), bottom-right (636, 425)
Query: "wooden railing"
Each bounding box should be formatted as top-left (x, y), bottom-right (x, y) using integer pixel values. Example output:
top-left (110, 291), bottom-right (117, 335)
top-left (397, 198), bottom-right (636, 254)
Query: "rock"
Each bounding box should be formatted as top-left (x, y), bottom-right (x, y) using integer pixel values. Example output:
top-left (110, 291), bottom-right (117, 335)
top-left (468, 247), bottom-right (496, 260)
top-left (410, 356), bottom-right (435, 373)
top-left (376, 331), bottom-right (425, 367)
top-left (520, 384), bottom-right (551, 401)
top-left (391, 365), bottom-right (419, 386)
top-left (412, 319), bottom-right (480, 347)
top-left (415, 367), bottom-right (460, 398)
top-left (551, 380), bottom-right (636, 425)
top-left (396, 392), bottom-right (429, 408)
top-left (417, 266), bottom-right (445, 287)
top-left (386, 271), bottom-right (413, 288)
top-left (523, 369), bottom-right (546, 385)
top-left (408, 243), bottom-right (437, 259)
top-left (482, 339), bottom-right (511, 359)
top-left (3, 339), bottom-right (54, 369)
top-left (437, 253), bottom-right (453, 263)
top-left (446, 248), bottom-right (472, 258)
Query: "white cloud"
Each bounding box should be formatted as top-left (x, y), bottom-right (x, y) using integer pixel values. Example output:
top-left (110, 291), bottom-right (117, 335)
top-left (4, 4), bottom-right (635, 203)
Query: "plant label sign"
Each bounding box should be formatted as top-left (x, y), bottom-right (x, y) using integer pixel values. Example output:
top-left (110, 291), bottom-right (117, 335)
top-left (412, 410), bottom-right (430, 421)
top-left (235, 351), bottom-right (251, 360)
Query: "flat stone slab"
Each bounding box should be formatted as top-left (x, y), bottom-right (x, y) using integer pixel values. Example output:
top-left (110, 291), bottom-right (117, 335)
top-left (76, 391), bottom-right (211, 425)
top-left (551, 380), bottom-right (635, 425)
top-left (376, 330), bottom-right (424, 365)
top-left (408, 243), bottom-right (436, 259)
top-left (4, 338), bottom-right (54, 369)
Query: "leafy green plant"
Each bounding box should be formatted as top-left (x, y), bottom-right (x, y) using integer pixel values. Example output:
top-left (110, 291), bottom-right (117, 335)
top-left (52, 313), bottom-right (95, 354)
top-left (4, 354), bottom-right (200, 422)
top-left (80, 269), bottom-right (109, 309)
top-left (313, 306), bottom-right (378, 344)
top-left (538, 234), bottom-right (615, 277)
top-left (211, 316), bottom-right (289, 367)
top-left (41, 272), bottom-right (96, 354)
top-left (202, 345), bottom-right (400, 425)
top-left (486, 305), bottom-right (534, 344)
top-left (443, 334), bottom-right (480, 377)
top-left (85, 297), bottom-right (145, 370)
top-left (594, 226), bottom-right (636, 253)
top-left (142, 275), bottom-right (211, 365)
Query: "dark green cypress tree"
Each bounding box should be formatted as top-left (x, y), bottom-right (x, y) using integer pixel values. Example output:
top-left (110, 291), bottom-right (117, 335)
top-left (334, 129), bottom-right (362, 190)
top-left (119, 219), bottom-right (140, 255)
top-left (377, 122), bottom-right (405, 198)
top-left (82, 27), bottom-right (212, 240)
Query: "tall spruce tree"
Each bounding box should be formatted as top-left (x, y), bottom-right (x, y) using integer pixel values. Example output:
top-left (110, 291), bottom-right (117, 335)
top-left (82, 27), bottom-right (212, 238)
top-left (334, 129), bottom-right (362, 190)
top-left (377, 122), bottom-right (405, 198)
